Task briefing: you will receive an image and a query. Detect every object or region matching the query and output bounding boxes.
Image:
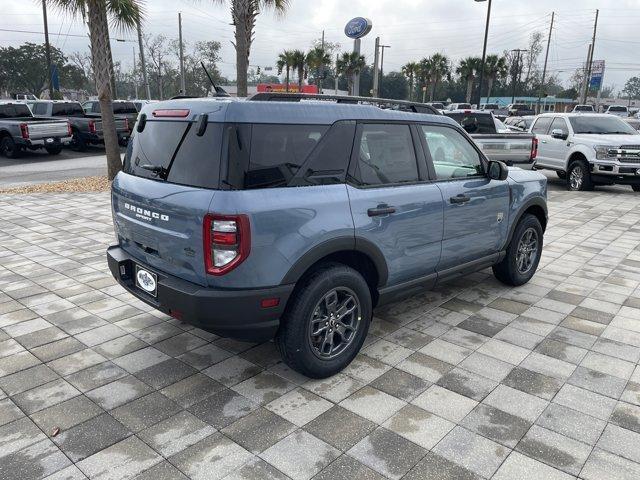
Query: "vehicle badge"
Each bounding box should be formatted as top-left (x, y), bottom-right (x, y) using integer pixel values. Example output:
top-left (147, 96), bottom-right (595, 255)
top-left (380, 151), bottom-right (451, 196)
top-left (497, 212), bottom-right (504, 223)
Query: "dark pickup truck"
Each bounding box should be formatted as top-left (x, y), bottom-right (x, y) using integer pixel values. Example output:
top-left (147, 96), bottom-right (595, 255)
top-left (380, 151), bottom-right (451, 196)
top-left (0, 102), bottom-right (71, 158)
top-left (82, 100), bottom-right (137, 136)
top-left (445, 110), bottom-right (538, 168)
top-left (31, 100), bottom-right (130, 150)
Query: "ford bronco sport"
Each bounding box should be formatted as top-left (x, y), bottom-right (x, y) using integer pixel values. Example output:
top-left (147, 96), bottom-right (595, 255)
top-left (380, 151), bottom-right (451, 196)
top-left (107, 98), bottom-right (548, 378)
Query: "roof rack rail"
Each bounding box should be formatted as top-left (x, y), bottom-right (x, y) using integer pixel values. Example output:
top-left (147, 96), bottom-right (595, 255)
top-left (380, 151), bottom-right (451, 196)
top-left (249, 92), bottom-right (441, 115)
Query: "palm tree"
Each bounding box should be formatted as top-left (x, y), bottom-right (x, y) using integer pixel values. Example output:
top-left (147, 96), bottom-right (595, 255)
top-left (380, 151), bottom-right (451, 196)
top-left (48, 0), bottom-right (142, 181)
top-left (276, 50), bottom-right (295, 92)
top-left (401, 62), bottom-right (419, 101)
top-left (336, 52), bottom-right (366, 96)
top-left (306, 46), bottom-right (331, 91)
top-left (209, 0), bottom-right (289, 97)
top-left (456, 57), bottom-right (482, 103)
top-left (417, 57), bottom-right (432, 102)
top-left (290, 50), bottom-right (306, 91)
top-left (426, 53), bottom-right (450, 101)
top-left (484, 54), bottom-right (508, 101)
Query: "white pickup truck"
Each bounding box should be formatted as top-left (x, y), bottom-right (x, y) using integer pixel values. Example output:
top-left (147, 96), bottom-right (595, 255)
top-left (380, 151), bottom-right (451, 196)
top-left (531, 113), bottom-right (640, 191)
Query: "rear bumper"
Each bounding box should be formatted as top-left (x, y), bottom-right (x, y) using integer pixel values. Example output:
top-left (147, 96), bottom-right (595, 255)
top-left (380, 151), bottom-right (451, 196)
top-left (107, 245), bottom-right (294, 342)
top-left (17, 136), bottom-right (72, 148)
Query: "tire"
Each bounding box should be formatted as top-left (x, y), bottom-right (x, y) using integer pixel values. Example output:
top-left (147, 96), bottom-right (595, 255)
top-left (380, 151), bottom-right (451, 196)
top-left (0, 136), bottom-right (21, 158)
top-left (567, 159), bottom-right (593, 191)
top-left (556, 170), bottom-right (566, 179)
top-left (493, 213), bottom-right (543, 286)
top-left (632, 185), bottom-right (640, 192)
top-left (70, 130), bottom-right (86, 152)
top-left (276, 263), bottom-right (372, 378)
top-left (45, 146), bottom-right (62, 155)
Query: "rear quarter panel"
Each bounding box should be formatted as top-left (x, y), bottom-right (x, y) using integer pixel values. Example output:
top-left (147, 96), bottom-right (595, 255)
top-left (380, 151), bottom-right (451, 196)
top-left (207, 185), bottom-right (354, 289)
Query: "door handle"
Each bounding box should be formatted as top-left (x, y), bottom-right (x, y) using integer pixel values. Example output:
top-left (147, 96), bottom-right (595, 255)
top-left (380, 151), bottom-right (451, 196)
top-left (367, 204), bottom-right (396, 217)
top-left (450, 194), bottom-right (471, 205)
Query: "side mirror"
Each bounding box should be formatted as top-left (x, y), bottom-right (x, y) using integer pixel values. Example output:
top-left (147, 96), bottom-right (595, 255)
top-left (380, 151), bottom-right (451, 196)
top-left (488, 160), bottom-right (508, 181)
top-left (551, 128), bottom-right (567, 140)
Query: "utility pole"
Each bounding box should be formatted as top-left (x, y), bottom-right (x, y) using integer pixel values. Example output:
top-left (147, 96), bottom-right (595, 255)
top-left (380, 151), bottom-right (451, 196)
top-left (537, 11), bottom-right (554, 113)
top-left (476, 0), bottom-right (492, 108)
top-left (510, 49), bottom-right (527, 103)
top-left (42, 0), bottom-right (54, 98)
top-left (379, 44), bottom-right (390, 97)
top-left (132, 46), bottom-right (139, 99)
top-left (334, 53), bottom-right (339, 95)
top-left (582, 9), bottom-right (599, 104)
top-left (178, 12), bottom-right (186, 94)
top-left (372, 37), bottom-right (380, 97)
top-left (580, 44), bottom-right (592, 104)
top-left (319, 30), bottom-right (325, 93)
top-left (137, 21), bottom-right (151, 99)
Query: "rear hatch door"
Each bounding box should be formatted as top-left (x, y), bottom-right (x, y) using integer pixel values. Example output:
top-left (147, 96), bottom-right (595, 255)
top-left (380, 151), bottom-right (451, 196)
top-left (112, 111), bottom-right (224, 286)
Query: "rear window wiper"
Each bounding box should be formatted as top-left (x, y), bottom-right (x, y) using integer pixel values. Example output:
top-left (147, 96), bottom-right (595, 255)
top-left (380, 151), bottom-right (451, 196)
top-left (140, 164), bottom-right (168, 178)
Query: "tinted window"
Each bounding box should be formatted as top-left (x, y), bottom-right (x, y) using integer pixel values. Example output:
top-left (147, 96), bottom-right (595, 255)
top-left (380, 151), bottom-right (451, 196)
top-left (532, 117), bottom-right (553, 135)
top-left (352, 124), bottom-right (418, 186)
top-left (0, 104), bottom-right (32, 118)
top-left (445, 112), bottom-right (496, 134)
top-left (608, 106), bottom-right (626, 112)
top-left (550, 118), bottom-right (569, 136)
top-left (113, 102), bottom-right (137, 114)
top-left (33, 103), bottom-right (48, 115)
top-left (294, 121), bottom-right (355, 186)
top-left (568, 116), bottom-right (636, 135)
top-left (52, 103), bottom-right (84, 116)
top-left (165, 125), bottom-right (223, 189)
top-left (421, 125), bottom-right (483, 180)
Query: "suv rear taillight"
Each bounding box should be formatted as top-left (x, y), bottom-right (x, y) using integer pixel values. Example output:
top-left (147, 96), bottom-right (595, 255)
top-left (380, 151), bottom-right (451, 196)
top-left (530, 137), bottom-right (538, 160)
top-left (67, 122), bottom-right (73, 136)
top-left (19, 123), bottom-right (29, 139)
top-left (203, 214), bottom-right (250, 275)
top-left (88, 120), bottom-right (96, 134)
top-left (125, 118), bottom-right (130, 131)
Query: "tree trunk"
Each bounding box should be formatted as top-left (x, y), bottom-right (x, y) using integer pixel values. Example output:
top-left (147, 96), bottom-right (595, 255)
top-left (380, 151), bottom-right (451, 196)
top-left (87, 0), bottom-right (121, 181)
top-left (285, 68), bottom-right (290, 92)
top-left (232, 1), bottom-right (254, 98)
top-left (487, 77), bottom-right (494, 101)
top-left (466, 78), bottom-right (473, 103)
top-left (298, 67), bottom-right (303, 91)
top-left (430, 78), bottom-right (438, 101)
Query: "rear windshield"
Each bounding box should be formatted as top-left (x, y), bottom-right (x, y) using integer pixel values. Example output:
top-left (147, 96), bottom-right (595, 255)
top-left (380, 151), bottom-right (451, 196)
top-left (574, 105), bottom-right (593, 111)
top-left (607, 106), bottom-right (626, 112)
top-left (113, 103), bottom-right (137, 114)
top-left (124, 120), bottom-right (222, 189)
top-left (52, 103), bottom-right (84, 116)
top-left (483, 104), bottom-right (499, 110)
top-left (445, 112), bottom-right (496, 134)
top-left (124, 121), bottom-right (330, 190)
top-left (512, 104), bottom-right (528, 109)
top-left (0, 104), bottom-right (32, 118)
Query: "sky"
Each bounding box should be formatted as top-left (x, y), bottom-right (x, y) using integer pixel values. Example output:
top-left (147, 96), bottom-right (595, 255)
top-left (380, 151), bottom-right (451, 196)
top-left (2, 0), bottom-right (640, 93)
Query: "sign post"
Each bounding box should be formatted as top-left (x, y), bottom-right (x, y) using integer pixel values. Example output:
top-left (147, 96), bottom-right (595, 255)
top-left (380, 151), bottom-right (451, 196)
top-left (589, 60), bottom-right (605, 111)
top-left (344, 17), bottom-right (372, 96)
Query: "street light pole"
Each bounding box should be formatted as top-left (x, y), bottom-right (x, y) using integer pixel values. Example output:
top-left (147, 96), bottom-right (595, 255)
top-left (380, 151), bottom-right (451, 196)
top-left (379, 44), bottom-right (390, 97)
top-left (475, 0), bottom-right (492, 108)
top-left (42, 0), bottom-right (54, 98)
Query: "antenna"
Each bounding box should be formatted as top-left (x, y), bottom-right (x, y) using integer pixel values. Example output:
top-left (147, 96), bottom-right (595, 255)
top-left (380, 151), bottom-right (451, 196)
top-left (201, 62), bottom-right (230, 97)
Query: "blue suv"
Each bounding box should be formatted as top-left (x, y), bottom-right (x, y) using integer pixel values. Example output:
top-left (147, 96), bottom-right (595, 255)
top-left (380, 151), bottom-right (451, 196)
top-left (107, 98), bottom-right (547, 378)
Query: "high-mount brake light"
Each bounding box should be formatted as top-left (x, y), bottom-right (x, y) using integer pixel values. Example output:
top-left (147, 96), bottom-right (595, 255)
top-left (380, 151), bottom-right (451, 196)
top-left (19, 123), bottom-right (29, 139)
top-left (152, 109), bottom-right (190, 118)
top-left (203, 214), bottom-right (250, 275)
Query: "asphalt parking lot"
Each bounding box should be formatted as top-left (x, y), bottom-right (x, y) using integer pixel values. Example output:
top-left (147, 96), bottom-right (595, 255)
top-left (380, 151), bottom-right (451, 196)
top-left (1, 177), bottom-right (640, 479)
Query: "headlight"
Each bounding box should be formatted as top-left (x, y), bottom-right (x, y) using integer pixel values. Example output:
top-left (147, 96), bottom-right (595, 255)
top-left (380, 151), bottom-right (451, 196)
top-left (594, 145), bottom-right (618, 160)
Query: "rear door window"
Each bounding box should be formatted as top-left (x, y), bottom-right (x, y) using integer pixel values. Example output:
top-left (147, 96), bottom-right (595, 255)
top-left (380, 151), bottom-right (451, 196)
top-left (532, 117), bottom-right (553, 135)
top-left (52, 103), bottom-right (84, 116)
top-left (350, 123), bottom-right (419, 186)
top-left (445, 113), bottom-right (496, 134)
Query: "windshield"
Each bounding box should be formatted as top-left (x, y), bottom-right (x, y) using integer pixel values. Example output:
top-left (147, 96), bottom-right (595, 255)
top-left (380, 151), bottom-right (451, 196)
top-left (569, 116), bottom-right (638, 135)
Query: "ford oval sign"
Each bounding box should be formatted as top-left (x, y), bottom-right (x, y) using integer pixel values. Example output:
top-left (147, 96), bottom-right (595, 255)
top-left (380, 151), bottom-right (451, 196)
top-left (344, 17), bottom-right (372, 39)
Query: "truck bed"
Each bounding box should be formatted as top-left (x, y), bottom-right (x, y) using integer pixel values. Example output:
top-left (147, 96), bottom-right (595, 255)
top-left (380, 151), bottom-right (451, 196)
top-left (470, 133), bottom-right (536, 165)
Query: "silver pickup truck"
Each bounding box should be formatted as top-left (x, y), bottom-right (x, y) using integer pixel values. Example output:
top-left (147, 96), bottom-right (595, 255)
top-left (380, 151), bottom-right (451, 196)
top-left (445, 110), bottom-right (538, 168)
top-left (0, 102), bottom-right (71, 158)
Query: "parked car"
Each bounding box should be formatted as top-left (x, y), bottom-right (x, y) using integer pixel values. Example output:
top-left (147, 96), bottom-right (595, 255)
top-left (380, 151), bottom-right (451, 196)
top-left (107, 99), bottom-right (548, 377)
top-left (531, 113), bottom-right (640, 191)
top-left (446, 102), bottom-right (472, 111)
top-left (30, 100), bottom-right (130, 150)
top-left (507, 103), bottom-right (535, 116)
top-left (504, 115), bottom-right (536, 132)
top-left (83, 100), bottom-right (138, 134)
top-left (0, 101), bottom-right (71, 158)
top-left (604, 105), bottom-right (629, 118)
top-left (444, 110), bottom-right (538, 168)
top-left (572, 104), bottom-right (594, 113)
top-left (132, 99), bottom-right (158, 112)
top-left (426, 102), bottom-right (445, 111)
top-left (481, 103), bottom-right (509, 117)
top-left (623, 118), bottom-right (640, 131)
